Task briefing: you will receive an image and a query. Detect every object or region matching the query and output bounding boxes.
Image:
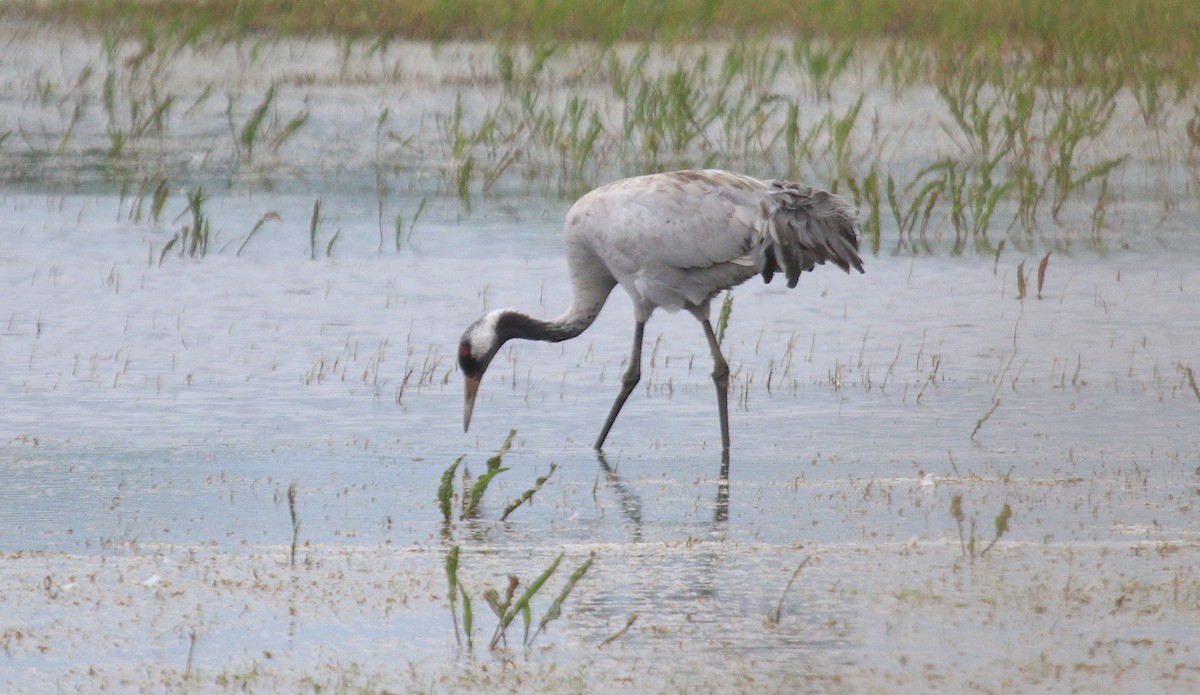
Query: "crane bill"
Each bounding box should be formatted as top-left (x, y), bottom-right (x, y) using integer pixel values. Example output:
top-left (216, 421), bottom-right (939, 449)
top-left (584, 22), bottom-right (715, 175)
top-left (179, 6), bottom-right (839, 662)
top-left (463, 376), bottom-right (481, 432)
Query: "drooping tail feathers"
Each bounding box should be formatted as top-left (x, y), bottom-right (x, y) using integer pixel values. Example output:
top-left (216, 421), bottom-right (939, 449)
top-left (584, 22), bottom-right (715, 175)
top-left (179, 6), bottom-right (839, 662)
top-left (753, 180), bottom-right (864, 287)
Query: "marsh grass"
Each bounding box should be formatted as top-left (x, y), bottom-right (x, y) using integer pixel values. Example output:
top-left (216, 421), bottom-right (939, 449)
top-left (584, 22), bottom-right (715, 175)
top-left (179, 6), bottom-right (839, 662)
top-left (393, 196), bottom-right (428, 252)
top-left (882, 45), bottom-right (1141, 253)
top-left (1179, 364), bottom-right (1200, 403)
top-left (970, 398), bottom-right (1001, 440)
top-left (528, 552), bottom-right (594, 646)
top-left (792, 40), bottom-right (853, 100)
top-left (6, 2), bottom-right (1198, 255)
top-left (844, 163), bottom-right (882, 254)
top-left (435, 432), bottom-right (590, 651)
top-left (500, 463), bottom-right (557, 522)
top-left (158, 188), bottom-right (210, 264)
top-left (437, 40), bottom-right (868, 200)
top-left (235, 210), bottom-right (281, 257)
top-left (1036, 252), bottom-right (1050, 299)
top-left (598, 614), bottom-right (638, 648)
top-left (979, 502), bottom-right (1013, 558)
top-left (951, 496), bottom-right (1014, 562)
top-left (1042, 84), bottom-right (1127, 225)
top-left (715, 292), bottom-right (734, 347)
top-left (484, 551), bottom-right (592, 650)
top-left (97, 31), bottom-right (180, 160)
top-left (437, 430), bottom-right (555, 525)
top-left (286, 481), bottom-right (300, 567)
top-left (765, 555), bottom-right (813, 627)
top-left (461, 429), bottom-right (516, 520)
top-left (120, 176), bottom-right (170, 224)
top-left (183, 628), bottom-right (198, 678)
top-left (143, 190), bottom-right (389, 265)
top-left (226, 83), bottom-right (310, 163)
top-left (232, 86), bottom-right (271, 160)
top-left (1171, 364), bottom-right (1200, 403)
top-left (444, 544), bottom-right (464, 647)
top-left (308, 199), bottom-right (322, 260)
top-left (437, 456), bottom-right (463, 525)
top-left (950, 494), bottom-right (966, 556)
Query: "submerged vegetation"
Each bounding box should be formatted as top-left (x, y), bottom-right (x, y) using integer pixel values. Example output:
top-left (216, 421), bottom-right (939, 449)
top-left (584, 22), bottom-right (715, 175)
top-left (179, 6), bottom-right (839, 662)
top-left (446, 544), bottom-right (594, 652)
top-left (437, 430), bottom-right (559, 526)
top-left (439, 432), bottom-right (589, 653)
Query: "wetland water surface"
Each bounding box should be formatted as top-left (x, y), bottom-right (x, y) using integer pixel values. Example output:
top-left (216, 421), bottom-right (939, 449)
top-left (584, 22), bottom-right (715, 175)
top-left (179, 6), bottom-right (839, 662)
top-left (2, 23), bottom-right (1199, 693)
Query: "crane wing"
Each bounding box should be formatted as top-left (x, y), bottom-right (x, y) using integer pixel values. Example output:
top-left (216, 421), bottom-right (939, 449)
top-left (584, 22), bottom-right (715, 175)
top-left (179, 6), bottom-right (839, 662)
top-left (753, 180), bottom-right (864, 288)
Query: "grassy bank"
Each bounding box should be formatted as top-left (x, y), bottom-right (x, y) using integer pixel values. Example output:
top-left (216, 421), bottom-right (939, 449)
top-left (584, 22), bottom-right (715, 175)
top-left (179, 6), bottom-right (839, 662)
top-left (13, 0), bottom-right (1200, 54)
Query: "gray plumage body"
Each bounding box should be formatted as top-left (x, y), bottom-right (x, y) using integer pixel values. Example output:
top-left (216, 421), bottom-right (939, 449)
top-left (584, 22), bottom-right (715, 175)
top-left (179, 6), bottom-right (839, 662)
top-left (459, 169), bottom-right (863, 452)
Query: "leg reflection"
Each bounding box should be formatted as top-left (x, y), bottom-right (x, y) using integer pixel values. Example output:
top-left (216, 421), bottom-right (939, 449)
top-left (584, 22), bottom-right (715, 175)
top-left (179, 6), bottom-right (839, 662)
top-left (714, 448), bottom-right (730, 527)
top-left (595, 450), bottom-right (643, 543)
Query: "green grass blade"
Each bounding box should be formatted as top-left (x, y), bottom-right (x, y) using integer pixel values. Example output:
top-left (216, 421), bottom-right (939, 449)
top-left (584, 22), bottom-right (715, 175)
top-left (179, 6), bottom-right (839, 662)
top-left (150, 179), bottom-right (169, 223)
top-left (500, 463), bottom-right (557, 521)
top-left (598, 614), bottom-right (638, 648)
top-left (308, 199), bottom-right (321, 261)
top-left (529, 553), bottom-right (594, 645)
top-left (438, 455), bottom-right (464, 524)
top-left (269, 110), bottom-right (310, 152)
top-left (483, 587), bottom-right (503, 617)
top-left (445, 544), bottom-right (460, 594)
top-left (1036, 252), bottom-right (1050, 299)
top-left (461, 430), bottom-right (517, 519)
top-left (951, 493), bottom-right (966, 556)
top-left (460, 583), bottom-right (474, 650)
top-left (715, 292), bottom-right (734, 346)
top-left (445, 544), bottom-right (462, 648)
top-left (239, 84), bottom-right (276, 158)
top-left (461, 464), bottom-right (509, 520)
top-left (157, 235), bottom-right (178, 266)
top-left (487, 429), bottom-right (517, 472)
top-left (491, 552), bottom-right (562, 650)
top-left (324, 228), bottom-right (341, 257)
top-left (237, 211), bottom-right (280, 257)
top-left (981, 502), bottom-right (1013, 557)
top-left (765, 555), bottom-right (813, 626)
top-left (970, 398), bottom-right (1001, 440)
top-left (520, 601), bottom-right (532, 645)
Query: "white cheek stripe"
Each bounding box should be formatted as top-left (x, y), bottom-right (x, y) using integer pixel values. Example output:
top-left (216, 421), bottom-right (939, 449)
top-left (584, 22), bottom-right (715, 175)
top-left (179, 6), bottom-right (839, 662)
top-left (466, 309), bottom-right (509, 359)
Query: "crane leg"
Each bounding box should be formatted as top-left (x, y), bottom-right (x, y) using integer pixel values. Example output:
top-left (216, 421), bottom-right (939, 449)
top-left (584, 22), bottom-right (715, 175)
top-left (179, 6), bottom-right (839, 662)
top-left (700, 319), bottom-right (731, 452)
top-left (595, 321), bottom-right (645, 450)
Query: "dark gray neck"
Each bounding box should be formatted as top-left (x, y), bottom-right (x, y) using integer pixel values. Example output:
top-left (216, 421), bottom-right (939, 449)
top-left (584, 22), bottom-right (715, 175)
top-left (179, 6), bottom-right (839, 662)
top-left (496, 310), bottom-right (591, 344)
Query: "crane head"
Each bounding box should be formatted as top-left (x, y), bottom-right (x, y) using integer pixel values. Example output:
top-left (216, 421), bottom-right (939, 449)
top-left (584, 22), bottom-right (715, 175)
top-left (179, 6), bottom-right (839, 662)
top-left (458, 311), bottom-right (506, 432)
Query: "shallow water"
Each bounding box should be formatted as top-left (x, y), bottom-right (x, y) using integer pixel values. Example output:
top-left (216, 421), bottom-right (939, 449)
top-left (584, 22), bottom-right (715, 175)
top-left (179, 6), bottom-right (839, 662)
top-left (2, 23), bottom-right (1199, 694)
